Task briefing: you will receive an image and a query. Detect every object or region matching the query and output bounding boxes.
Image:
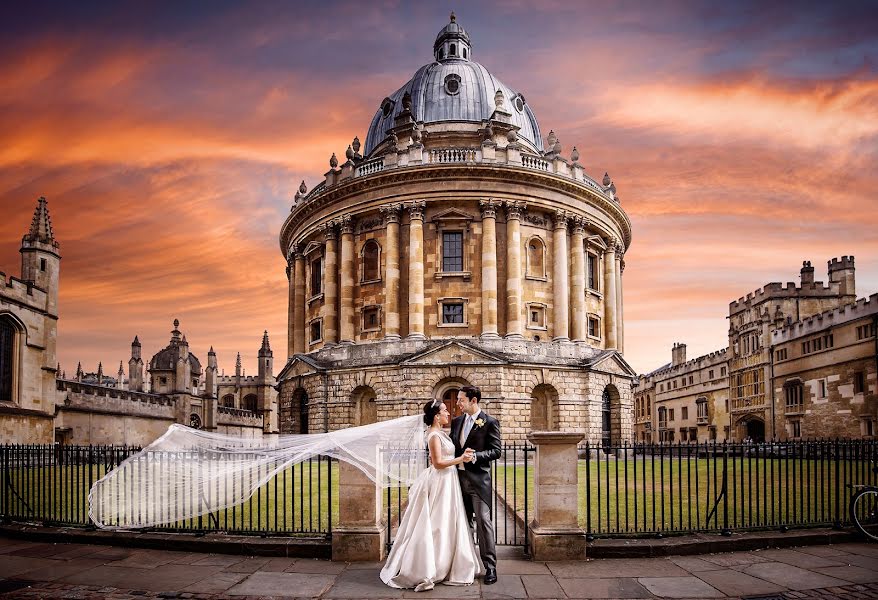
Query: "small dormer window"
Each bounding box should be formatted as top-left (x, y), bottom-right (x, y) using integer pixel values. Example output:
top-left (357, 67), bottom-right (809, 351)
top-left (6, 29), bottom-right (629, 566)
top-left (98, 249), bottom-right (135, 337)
top-left (450, 43), bottom-right (456, 56)
top-left (444, 74), bottom-right (461, 96)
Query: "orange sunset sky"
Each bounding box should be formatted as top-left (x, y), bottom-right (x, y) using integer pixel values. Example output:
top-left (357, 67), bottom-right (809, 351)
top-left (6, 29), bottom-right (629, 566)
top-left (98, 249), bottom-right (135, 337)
top-left (1, 1), bottom-right (876, 377)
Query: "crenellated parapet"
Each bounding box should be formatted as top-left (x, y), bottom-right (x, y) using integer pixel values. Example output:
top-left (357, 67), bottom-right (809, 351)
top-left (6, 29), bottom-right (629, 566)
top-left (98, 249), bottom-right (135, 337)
top-left (771, 292), bottom-right (878, 344)
top-left (1, 271), bottom-right (50, 312)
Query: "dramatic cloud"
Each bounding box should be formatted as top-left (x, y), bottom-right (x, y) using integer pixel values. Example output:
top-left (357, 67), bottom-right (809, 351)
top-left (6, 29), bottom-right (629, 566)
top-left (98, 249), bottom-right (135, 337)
top-left (1, 0), bottom-right (876, 375)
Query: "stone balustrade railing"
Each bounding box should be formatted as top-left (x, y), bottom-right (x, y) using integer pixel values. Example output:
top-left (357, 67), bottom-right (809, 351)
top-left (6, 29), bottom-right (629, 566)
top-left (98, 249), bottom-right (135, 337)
top-left (218, 405), bottom-right (259, 418)
top-left (56, 379), bottom-right (172, 406)
top-left (297, 144), bottom-right (618, 207)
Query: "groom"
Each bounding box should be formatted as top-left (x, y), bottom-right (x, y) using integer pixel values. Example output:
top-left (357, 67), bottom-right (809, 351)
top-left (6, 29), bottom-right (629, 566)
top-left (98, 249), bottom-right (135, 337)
top-left (452, 385), bottom-right (501, 585)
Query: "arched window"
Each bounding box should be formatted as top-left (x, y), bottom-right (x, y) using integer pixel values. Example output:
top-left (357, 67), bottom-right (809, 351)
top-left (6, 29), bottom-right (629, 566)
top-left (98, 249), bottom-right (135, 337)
top-left (243, 394), bottom-right (258, 413)
top-left (438, 47), bottom-right (444, 59)
top-left (601, 388), bottom-right (612, 448)
top-left (531, 384), bottom-right (559, 431)
top-left (0, 316), bottom-right (16, 402)
top-left (361, 239), bottom-right (381, 282)
top-left (526, 237), bottom-right (546, 278)
top-left (352, 386), bottom-right (378, 426)
top-left (462, 48), bottom-right (467, 59)
top-left (283, 388), bottom-right (309, 434)
top-left (450, 43), bottom-right (456, 56)
top-left (221, 394), bottom-right (235, 408)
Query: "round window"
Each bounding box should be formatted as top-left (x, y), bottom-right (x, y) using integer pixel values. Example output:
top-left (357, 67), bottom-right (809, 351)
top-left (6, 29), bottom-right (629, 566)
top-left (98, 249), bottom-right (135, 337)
top-left (444, 74), bottom-right (461, 96)
top-left (382, 100), bottom-right (393, 118)
top-left (514, 96), bottom-right (525, 112)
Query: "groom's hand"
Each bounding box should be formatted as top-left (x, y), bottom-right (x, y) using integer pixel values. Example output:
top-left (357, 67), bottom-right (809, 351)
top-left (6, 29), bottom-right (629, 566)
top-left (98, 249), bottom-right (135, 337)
top-left (463, 448), bottom-right (475, 462)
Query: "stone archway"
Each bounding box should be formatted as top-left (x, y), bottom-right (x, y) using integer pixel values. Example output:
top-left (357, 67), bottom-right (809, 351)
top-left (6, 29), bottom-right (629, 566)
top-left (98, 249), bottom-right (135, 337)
top-left (530, 384), bottom-right (559, 431)
top-left (736, 415), bottom-right (765, 442)
top-left (432, 377), bottom-right (471, 424)
top-left (602, 384), bottom-right (622, 448)
top-left (351, 385), bottom-right (378, 426)
top-left (281, 387), bottom-right (309, 434)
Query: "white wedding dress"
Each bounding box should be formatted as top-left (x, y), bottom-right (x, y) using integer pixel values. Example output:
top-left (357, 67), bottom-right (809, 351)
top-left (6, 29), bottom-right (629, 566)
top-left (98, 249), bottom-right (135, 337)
top-left (380, 429), bottom-right (483, 591)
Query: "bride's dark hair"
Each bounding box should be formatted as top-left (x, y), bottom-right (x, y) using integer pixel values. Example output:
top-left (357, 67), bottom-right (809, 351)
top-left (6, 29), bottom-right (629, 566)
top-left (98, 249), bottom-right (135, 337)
top-left (423, 399), bottom-right (442, 426)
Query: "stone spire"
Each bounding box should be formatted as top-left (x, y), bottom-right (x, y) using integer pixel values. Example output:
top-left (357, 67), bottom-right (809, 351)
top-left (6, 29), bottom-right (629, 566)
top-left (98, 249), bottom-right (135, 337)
top-left (97, 361), bottom-right (104, 383)
top-left (235, 352), bottom-right (242, 378)
top-left (22, 197), bottom-right (59, 250)
top-left (259, 330), bottom-right (271, 355)
top-left (76, 361), bottom-right (83, 381)
top-left (171, 318), bottom-right (182, 343)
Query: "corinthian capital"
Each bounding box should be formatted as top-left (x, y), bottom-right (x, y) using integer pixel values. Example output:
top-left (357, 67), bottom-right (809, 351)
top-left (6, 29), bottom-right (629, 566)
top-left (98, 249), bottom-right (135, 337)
top-left (504, 200), bottom-right (527, 220)
top-left (570, 215), bottom-right (588, 235)
top-left (405, 201), bottom-right (426, 221)
top-left (553, 209), bottom-right (569, 229)
top-left (379, 203), bottom-right (402, 225)
top-left (320, 221), bottom-right (338, 241)
top-left (479, 198), bottom-right (499, 219)
top-left (604, 235), bottom-right (619, 252)
top-left (338, 213), bottom-right (355, 235)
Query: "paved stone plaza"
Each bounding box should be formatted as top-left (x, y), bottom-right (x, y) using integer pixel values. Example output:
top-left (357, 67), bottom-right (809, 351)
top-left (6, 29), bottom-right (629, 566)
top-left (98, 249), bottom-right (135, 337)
top-left (2, 536), bottom-right (877, 599)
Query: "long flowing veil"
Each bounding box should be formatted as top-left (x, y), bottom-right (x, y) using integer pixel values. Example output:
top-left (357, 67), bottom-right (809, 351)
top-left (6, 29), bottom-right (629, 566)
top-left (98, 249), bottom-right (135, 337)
top-left (88, 414), bottom-right (426, 530)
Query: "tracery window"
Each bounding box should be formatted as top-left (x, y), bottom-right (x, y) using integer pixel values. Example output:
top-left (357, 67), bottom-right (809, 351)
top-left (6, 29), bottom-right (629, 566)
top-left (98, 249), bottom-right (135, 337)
top-left (243, 394), bottom-right (258, 413)
top-left (221, 394), bottom-right (235, 408)
top-left (0, 317), bottom-right (15, 402)
top-left (784, 380), bottom-right (803, 413)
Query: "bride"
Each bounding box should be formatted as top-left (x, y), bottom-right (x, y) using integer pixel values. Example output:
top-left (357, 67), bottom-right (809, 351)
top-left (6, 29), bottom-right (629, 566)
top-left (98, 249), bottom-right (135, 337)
top-left (380, 400), bottom-right (484, 591)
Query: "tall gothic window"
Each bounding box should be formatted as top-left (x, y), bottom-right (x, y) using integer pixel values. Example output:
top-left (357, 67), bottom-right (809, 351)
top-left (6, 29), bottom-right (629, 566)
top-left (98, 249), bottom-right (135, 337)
top-left (442, 231), bottom-right (463, 272)
top-left (601, 388), bottom-right (612, 448)
top-left (0, 317), bottom-right (14, 401)
top-left (243, 394), bottom-right (258, 413)
top-left (221, 394), bottom-right (235, 408)
top-left (361, 240), bottom-right (380, 282)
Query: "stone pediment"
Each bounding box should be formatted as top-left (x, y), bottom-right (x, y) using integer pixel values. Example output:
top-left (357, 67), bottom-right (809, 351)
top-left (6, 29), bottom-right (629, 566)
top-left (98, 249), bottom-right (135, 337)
top-left (277, 356), bottom-right (319, 379)
top-left (303, 241), bottom-right (323, 256)
top-left (430, 208), bottom-right (474, 224)
top-left (401, 341), bottom-right (506, 366)
top-left (588, 351), bottom-right (637, 377)
top-left (586, 235), bottom-right (607, 250)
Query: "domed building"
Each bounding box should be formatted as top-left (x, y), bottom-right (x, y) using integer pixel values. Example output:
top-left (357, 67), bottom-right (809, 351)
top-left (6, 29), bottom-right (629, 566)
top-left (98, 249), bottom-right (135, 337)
top-left (277, 15), bottom-right (635, 443)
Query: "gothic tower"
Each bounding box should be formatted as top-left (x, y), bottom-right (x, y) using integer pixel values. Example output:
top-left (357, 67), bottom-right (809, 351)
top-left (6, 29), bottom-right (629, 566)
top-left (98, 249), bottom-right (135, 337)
top-left (128, 336), bottom-right (144, 391)
top-left (20, 197), bottom-right (60, 317)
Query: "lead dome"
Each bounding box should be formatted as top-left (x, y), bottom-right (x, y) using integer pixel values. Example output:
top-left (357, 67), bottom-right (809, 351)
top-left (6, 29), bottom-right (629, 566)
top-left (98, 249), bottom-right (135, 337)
top-left (364, 14), bottom-right (542, 156)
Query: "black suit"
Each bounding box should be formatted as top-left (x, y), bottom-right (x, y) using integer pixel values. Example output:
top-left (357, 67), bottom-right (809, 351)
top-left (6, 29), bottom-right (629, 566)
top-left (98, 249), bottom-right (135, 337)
top-left (451, 410), bottom-right (501, 570)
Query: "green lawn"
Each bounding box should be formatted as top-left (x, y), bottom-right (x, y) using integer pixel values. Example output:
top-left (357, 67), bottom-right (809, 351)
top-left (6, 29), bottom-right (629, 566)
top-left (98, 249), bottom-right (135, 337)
top-left (495, 454), bottom-right (873, 535)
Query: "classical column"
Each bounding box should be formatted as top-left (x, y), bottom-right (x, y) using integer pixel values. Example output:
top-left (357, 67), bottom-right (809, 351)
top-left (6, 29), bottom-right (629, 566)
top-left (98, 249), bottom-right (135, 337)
top-left (505, 201), bottom-right (526, 338)
top-left (616, 249), bottom-right (625, 354)
top-left (407, 201), bottom-right (426, 339)
top-left (287, 249), bottom-right (295, 358)
top-left (339, 214), bottom-right (355, 344)
top-left (570, 216), bottom-right (587, 343)
top-left (293, 247), bottom-right (306, 355)
top-left (552, 210), bottom-right (570, 342)
top-left (380, 204), bottom-right (402, 339)
top-left (480, 199), bottom-right (500, 339)
top-left (603, 238), bottom-right (618, 349)
top-left (322, 222), bottom-right (339, 345)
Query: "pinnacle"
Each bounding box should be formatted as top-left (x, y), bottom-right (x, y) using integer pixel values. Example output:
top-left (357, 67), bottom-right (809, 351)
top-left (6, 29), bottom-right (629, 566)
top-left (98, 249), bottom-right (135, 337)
top-left (23, 196), bottom-right (59, 248)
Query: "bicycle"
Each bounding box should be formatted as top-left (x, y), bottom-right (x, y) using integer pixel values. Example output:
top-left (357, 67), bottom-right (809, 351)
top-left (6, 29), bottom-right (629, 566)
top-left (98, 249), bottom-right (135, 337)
top-left (849, 463), bottom-right (878, 542)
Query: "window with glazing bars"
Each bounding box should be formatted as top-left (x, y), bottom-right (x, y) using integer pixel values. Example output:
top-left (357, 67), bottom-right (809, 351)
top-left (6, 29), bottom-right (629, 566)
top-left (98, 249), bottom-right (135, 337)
top-left (442, 302), bottom-right (464, 324)
top-left (0, 318), bottom-right (13, 401)
top-left (442, 231), bottom-right (463, 271)
top-left (587, 254), bottom-right (598, 290)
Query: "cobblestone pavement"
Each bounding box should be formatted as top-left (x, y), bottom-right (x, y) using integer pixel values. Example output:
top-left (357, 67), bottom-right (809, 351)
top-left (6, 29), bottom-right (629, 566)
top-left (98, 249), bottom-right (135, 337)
top-left (1, 536), bottom-right (877, 599)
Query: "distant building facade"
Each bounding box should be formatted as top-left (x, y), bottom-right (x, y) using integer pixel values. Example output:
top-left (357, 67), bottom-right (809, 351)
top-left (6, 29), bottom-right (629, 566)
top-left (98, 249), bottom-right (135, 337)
top-left (0, 198), bottom-right (277, 445)
top-left (635, 260), bottom-right (877, 443)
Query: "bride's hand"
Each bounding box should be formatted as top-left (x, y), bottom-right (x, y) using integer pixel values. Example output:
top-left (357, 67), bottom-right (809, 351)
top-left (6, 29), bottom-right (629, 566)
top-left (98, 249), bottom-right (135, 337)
top-left (462, 448), bottom-right (475, 462)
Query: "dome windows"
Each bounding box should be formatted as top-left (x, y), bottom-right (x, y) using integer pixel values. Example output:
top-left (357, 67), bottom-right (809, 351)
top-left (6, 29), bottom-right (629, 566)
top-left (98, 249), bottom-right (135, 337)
top-left (381, 98), bottom-right (394, 118)
top-left (513, 94), bottom-right (526, 113)
top-left (444, 73), bottom-right (461, 96)
top-left (450, 43), bottom-right (457, 56)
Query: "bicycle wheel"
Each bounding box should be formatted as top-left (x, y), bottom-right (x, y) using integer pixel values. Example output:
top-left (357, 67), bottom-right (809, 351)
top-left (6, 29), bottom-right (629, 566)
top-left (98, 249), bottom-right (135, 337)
top-left (850, 488), bottom-right (878, 542)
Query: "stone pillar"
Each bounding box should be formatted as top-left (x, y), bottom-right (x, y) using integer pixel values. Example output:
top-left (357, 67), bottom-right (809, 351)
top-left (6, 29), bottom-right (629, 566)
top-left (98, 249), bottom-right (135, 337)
top-left (287, 251), bottom-right (295, 358)
top-left (293, 250), bottom-right (306, 354)
top-left (505, 201), bottom-right (526, 339)
top-left (407, 201), bottom-right (426, 339)
top-left (616, 249), bottom-right (624, 354)
top-left (527, 431), bottom-right (586, 560)
top-left (380, 204), bottom-right (402, 340)
top-left (322, 222), bottom-right (339, 345)
top-left (603, 239), bottom-right (618, 349)
top-left (570, 216), bottom-right (587, 343)
top-left (339, 215), bottom-right (355, 344)
top-left (480, 199), bottom-right (500, 339)
top-left (552, 210), bottom-right (570, 342)
top-left (332, 459), bottom-right (387, 561)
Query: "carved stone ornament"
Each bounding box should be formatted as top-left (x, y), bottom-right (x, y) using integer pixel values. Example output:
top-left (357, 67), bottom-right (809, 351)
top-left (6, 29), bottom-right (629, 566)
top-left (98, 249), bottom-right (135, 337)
top-left (379, 203), bottom-right (402, 224)
top-left (329, 153), bottom-right (339, 169)
top-left (506, 129), bottom-right (518, 143)
top-left (479, 198), bottom-right (499, 219)
top-left (602, 172), bottom-right (611, 187)
top-left (298, 180), bottom-right (308, 195)
top-left (547, 130), bottom-right (557, 149)
top-left (339, 214), bottom-right (355, 234)
top-left (523, 211), bottom-right (546, 227)
top-left (358, 216), bottom-right (383, 232)
top-left (553, 209), bottom-right (569, 229)
top-left (605, 236), bottom-right (619, 251)
top-left (406, 200), bottom-right (426, 220)
top-left (571, 146), bottom-right (580, 163)
top-left (504, 200), bottom-right (527, 220)
top-left (553, 140), bottom-right (562, 155)
top-left (411, 122), bottom-right (422, 143)
top-left (320, 221), bottom-right (338, 240)
top-left (388, 130), bottom-right (398, 145)
top-left (570, 215), bottom-right (587, 235)
top-left (483, 123), bottom-right (494, 141)
top-left (402, 91), bottom-right (413, 112)
top-left (494, 89), bottom-right (505, 109)
top-left (352, 136), bottom-right (361, 154)
top-left (345, 145), bottom-right (354, 160)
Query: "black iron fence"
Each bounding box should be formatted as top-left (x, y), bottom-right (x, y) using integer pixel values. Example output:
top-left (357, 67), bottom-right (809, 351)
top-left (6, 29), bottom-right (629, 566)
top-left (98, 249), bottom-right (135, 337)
top-left (1, 444), bottom-right (336, 536)
top-left (583, 439), bottom-right (878, 538)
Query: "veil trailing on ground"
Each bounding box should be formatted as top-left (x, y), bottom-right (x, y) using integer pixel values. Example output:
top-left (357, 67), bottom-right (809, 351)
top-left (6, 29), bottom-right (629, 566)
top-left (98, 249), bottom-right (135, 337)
top-left (88, 414), bottom-right (427, 530)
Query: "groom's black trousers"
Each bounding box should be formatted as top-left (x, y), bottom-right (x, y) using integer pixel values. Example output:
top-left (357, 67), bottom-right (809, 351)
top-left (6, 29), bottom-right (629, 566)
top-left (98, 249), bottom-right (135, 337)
top-left (458, 473), bottom-right (496, 570)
